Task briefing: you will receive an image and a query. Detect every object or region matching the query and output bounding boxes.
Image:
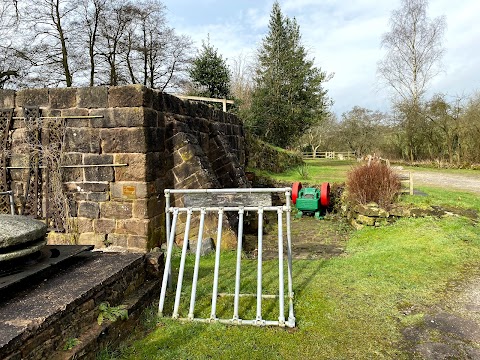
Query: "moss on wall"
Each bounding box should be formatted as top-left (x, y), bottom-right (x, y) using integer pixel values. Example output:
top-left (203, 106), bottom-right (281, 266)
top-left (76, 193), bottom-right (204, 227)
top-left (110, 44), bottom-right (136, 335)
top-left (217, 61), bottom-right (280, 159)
top-left (246, 133), bottom-right (303, 173)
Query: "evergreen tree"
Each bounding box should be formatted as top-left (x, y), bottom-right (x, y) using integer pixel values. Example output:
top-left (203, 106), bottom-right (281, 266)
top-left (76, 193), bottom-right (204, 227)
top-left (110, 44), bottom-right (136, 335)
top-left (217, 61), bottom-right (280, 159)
top-left (188, 38), bottom-right (231, 99)
top-left (249, 1), bottom-right (330, 148)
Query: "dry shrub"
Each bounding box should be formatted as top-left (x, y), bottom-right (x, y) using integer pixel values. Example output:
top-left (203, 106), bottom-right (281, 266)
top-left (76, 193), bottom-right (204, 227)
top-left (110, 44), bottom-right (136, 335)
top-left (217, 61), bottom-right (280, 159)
top-left (345, 161), bottom-right (401, 209)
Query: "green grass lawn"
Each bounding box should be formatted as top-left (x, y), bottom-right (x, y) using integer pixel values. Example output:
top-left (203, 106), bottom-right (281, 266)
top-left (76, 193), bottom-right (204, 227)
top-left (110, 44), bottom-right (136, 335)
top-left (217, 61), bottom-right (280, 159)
top-left (104, 213), bottom-right (480, 360)
top-left (100, 162), bottom-right (480, 360)
top-left (251, 159), bottom-right (356, 184)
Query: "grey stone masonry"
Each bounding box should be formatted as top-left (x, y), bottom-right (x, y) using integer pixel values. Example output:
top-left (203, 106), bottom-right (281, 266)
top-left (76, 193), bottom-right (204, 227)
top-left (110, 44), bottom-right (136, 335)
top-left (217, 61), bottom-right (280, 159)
top-left (0, 85), bottom-right (247, 251)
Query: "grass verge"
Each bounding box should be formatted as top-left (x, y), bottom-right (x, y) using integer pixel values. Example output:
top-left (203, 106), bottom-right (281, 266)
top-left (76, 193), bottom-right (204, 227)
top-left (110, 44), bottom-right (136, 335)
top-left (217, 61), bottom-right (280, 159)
top-left (107, 214), bottom-right (480, 359)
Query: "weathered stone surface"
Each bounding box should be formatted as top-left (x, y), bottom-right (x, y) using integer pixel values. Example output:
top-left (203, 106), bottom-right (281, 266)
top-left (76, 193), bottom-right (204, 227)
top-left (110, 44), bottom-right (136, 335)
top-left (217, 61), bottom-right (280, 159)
top-left (0, 240), bottom-right (46, 261)
top-left (0, 90), bottom-right (15, 108)
top-left (127, 235), bottom-right (148, 250)
top-left (93, 218), bottom-right (116, 234)
top-left (77, 201), bottom-right (100, 219)
top-left (116, 219), bottom-right (149, 236)
top-left (77, 233), bottom-right (106, 248)
top-left (100, 128), bottom-right (146, 153)
top-left (16, 89), bottom-right (49, 107)
top-left (108, 85), bottom-right (152, 108)
top-left (114, 153), bottom-right (147, 182)
top-left (389, 206), bottom-right (411, 217)
top-left (0, 215), bottom-right (47, 249)
top-left (356, 214), bottom-right (377, 226)
top-left (111, 182), bottom-right (154, 200)
top-left (188, 237), bottom-right (215, 256)
top-left (101, 202), bottom-right (132, 219)
top-left (76, 217), bottom-right (94, 233)
top-left (64, 128), bottom-right (101, 153)
top-left (78, 87), bottom-right (108, 108)
top-left (49, 88), bottom-right (77, 109)
top-left (83, 154), bottom-right (114, 182)
top-left (106, 233), bottom-right (128, 247)
top-left (132, 197), bottom-right (161, 219)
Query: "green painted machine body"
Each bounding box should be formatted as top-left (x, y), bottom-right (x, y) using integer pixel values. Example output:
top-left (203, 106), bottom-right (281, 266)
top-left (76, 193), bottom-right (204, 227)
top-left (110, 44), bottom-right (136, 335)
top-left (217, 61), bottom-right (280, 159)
top-left (295, 187), bottom-right (321, 212)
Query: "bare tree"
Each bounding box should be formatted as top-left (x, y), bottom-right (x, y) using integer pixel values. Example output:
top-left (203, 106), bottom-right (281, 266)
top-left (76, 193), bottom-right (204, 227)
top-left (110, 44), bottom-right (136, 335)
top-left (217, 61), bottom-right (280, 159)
top-left (377, 0), bottom-right (446, 160)
top-left (0, 1), bottom-right (21, 87)
top-left (15, 0), bottom-right (83, 87)
top-left (76, 0), bottom-right (107, 86)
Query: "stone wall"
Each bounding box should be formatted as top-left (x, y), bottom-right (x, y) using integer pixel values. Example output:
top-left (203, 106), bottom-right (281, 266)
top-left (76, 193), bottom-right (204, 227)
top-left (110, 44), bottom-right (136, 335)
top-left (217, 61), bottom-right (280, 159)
top-left (0, 85), bottom-right (247, 251)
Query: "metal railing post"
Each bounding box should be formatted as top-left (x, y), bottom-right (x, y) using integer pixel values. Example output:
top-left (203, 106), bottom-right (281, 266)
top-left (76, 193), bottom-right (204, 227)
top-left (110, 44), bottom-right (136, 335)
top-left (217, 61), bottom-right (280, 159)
top-left (158, 208), bottom-right (179, 316)
top-left (210, 209), bottom-right (224, 320)
top-left (173, 209), bottom-right (192, 318)
top-left (188, 208), bottom-right (206, 320)
top-left (233, 208), bottom-right (244, 322)
top-left (277, 207), bottom-right (285, 325)
top-left (256, 207), bottom-right (264, 323)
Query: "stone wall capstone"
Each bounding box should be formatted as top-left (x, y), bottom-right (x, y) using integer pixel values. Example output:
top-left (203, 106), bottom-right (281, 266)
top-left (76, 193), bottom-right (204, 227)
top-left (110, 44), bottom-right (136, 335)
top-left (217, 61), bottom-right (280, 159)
top-left (0, 85), bottom-right (247, 251)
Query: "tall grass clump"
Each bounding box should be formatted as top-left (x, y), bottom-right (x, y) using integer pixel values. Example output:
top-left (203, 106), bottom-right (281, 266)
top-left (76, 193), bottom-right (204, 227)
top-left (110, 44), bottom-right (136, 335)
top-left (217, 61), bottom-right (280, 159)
top-left (345, 161), bottom-right (401, 209)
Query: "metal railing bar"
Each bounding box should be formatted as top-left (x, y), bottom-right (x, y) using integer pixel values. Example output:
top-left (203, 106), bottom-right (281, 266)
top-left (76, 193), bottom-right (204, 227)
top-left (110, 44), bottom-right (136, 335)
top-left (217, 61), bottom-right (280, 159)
top-left (158, 209), bottom-right (179, 316)
top-left (173, 209), bottom-right (192, 318)
top-left (277, 208), bottom-right (285, 325)
top-left (285, 190), bottom-right (295, 325)
top-left (188, 209), bottom-right (206, 319)
top-left (256, 207), bottom-right (263, 322)
top-left (166, 188), bottom-right (291, 194)
top-left (169, 206), bottom-right (288, 212)
top-left (210, 209), bottom-right (224, 320)
top-left (233, 208), bottom-right (244, 321)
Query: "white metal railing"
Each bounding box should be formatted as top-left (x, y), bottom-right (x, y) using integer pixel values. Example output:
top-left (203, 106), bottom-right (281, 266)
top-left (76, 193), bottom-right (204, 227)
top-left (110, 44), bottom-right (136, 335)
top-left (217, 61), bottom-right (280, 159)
top-left (158, 187), bottom-right (296, 328)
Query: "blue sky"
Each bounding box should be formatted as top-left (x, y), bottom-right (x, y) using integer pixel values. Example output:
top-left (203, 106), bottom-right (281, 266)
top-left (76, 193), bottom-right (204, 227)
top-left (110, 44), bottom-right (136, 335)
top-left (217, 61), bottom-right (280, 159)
top-left (161, 0), bottom-right (480, 116)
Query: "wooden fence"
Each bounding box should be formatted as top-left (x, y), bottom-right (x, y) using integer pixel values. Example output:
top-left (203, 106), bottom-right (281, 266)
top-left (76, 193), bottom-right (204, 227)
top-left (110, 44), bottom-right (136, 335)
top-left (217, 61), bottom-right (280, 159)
top-left (302, 151), bottom-right (356, 160)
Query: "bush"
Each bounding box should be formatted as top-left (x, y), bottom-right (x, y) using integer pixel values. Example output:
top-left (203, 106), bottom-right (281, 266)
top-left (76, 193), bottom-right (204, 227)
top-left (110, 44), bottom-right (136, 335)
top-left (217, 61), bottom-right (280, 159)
top-left (345, 161), bottom-right (401, 209)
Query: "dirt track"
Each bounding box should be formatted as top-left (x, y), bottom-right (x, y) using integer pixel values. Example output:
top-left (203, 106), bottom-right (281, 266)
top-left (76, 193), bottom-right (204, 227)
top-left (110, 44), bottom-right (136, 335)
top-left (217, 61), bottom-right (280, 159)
top-left (410, 170), bottom-right (480, 194)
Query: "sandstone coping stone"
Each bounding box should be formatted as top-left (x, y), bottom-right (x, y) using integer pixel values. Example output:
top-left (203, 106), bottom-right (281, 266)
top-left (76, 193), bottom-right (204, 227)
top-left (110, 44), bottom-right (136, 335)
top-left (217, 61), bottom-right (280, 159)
top-left (78, 87), bottom-right (108, 108)
top-left (15, 88), bottom-right (49, 107)
top-left (0, 90), bottom-right (15, 108)
top-left (0, 215), bottom-right (47, 249)
top-left (49, 88), bottom-right (77, 109)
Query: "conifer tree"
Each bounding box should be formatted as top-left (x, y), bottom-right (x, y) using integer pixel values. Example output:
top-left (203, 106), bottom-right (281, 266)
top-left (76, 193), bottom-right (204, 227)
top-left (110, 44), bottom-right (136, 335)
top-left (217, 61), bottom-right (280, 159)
top-left (249, 1), bottom-right (330, 148)
top-left (188, 38), bottom-right (231, 99)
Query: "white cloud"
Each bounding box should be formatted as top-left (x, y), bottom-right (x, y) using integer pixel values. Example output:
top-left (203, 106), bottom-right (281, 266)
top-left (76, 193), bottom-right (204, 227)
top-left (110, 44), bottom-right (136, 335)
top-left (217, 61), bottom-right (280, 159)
top-left (162, 0), bottom-right (480, 115)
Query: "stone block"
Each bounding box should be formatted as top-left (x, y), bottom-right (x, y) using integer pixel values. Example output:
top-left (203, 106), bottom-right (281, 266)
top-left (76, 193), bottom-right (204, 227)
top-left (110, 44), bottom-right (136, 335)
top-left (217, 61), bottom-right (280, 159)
top-left (94, 218), bottom-right (116, 234)
top-left (47, 232), bottom-right (76, 245)
top-left (90, 107), bottom-right (148, 128)
top-left (66, 182), bottom-right (109, 193)
top-left (116, 219), bottom-right (149, 236)
top-left (188, 237), bottom-right (215, 256)
top-left (101, 201), bottom-right (133, 219)
top-left (132, 197), bottom-right (161, 219)
top-left (78, 87), bottom-right (108, 108)
top-left (16, 88), bottom-right (49, 107)
top-left (61, 108), bottom-right (90, 127)
top-left (88, 192), bottom-right (109, 202)
top-left (78, 201), bottom-right (100, 219)
top-left (78, 233), bottom-right (106, 248)
top-left (114, 153), bottom-right (147, 182)
top-left (106, 233), bottom-right (128, 247)
top-left (0, 89), bottom-right (15, 108)
top-left (49, 88), bottom-right (77, 108)
top-left (356, 214), bottom-right (376, 226)
top-left (108, 84), bottom-right (153, 108)
top-left (100, 128), bottom-right (146, 153)
top-left (64, 128), bottom-right (101, 153)
top-left (127, 235), bottom-right (148, 251)
top-left (111, 182), bottom-right (154, 200)
top-left (76, 217), bottom-right (94, 233)
top-left (83, 154), bottom-right (114, 182)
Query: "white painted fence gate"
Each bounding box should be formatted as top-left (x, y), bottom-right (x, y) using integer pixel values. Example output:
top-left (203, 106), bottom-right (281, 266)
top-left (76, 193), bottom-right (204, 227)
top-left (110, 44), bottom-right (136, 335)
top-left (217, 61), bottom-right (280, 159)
top-left (158, 187), bottom-right (296, 328)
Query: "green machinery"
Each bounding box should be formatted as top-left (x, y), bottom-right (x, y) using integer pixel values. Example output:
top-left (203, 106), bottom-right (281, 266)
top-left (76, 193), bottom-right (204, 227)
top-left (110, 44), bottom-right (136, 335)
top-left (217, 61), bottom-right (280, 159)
top-left (292, 181), bottom-right (330, 219)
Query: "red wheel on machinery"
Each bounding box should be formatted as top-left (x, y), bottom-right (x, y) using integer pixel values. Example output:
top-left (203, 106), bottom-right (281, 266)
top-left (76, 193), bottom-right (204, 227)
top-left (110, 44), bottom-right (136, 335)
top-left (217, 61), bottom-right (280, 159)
top-left (320, 182), bottom-right (330, 207)
top-left (292, 182), bottom-right (302, 204)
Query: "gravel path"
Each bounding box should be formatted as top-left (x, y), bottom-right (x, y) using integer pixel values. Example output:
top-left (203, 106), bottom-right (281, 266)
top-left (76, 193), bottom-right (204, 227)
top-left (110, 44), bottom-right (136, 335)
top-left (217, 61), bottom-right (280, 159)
top-left (410, 170), bottom-right (480, 194)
